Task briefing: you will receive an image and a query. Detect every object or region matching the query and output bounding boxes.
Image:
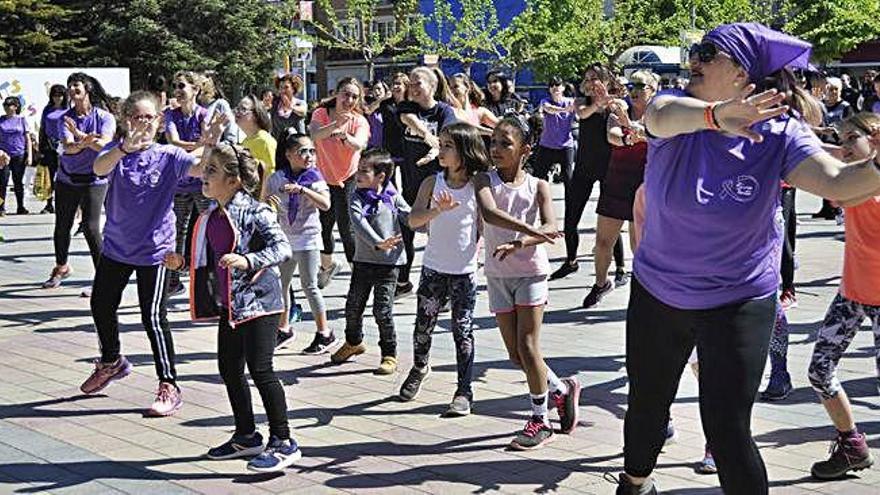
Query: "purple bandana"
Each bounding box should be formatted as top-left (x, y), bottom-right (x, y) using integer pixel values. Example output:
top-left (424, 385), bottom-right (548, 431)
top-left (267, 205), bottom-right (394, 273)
top-left (355, 182), bottom-right (398, 217)
top-left (704, 23), bottom-right (812, 81)
top-left (283, 166), bottom-right (323, 225)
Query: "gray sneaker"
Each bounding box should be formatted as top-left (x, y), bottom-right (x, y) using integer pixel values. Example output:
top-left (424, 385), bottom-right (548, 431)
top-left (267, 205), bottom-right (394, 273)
top-left (317, 261), bottom-right (341, 289)
top-left (398, 366), bottom-right (429, 401)
top-left (444, 395), bottom-right (471, 417)
top-left (509, 416), bottom-right (554, 450)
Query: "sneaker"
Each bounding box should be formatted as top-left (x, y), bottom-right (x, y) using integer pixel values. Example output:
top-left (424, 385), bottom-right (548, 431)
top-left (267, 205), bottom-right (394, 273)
top-left (399, 366), bottom-right (430, 401)
top-left (288, 303), bottom-right (303, 323)
top-left (375, 356), bottom-right (398, 375)
top-left (609, 473), bottom-right (658, 495)
top-left (663, 420), bottom-right (677, 446)
top-left (16, 207), bottom-right (29, 215)
top-left (780, 289), bottom-right (798, 310)
top-left (317, 261), bottom-right (340, 289)
top-left (42, 266), bottom-right (71, 289)
top-left (582, 280), bottom-right (613, 309)
top-left (41, 204), bottom-right (54, 214)
top-left (330, 342), bottom-right (366, 363)
top-left (509, 416), bottom-right (555, 450)
top-left (811, 432), bottom-right (874, 479)
top-left (167, 282), bottom-right (186, 297)
top-left (247, 435), bottom-right (302, 473)
top-left (145, 382), bottom-right (182, 417)
top-left (302, 332), bottom-right (336, 355)
top-left (80, 356), bottom-right (133, 394)
top-left (275, 329), bottom-right (294, 349)
top-left (206, 432), bottom-right (264, 460)
top-left (444, 395), bottom-right (472, 417)
top-left (614, 268), bottom-right (630, 288)
top-left (696, 447), bottom-right (718, 474)
top-left (552, 376), bottom-right (581, 434)
top-left (394, 281), bottom-right (414, 300)
top-left (549, 261), bottom-right (579, 281)
top-left (760, 370), bottom-right (793, 401)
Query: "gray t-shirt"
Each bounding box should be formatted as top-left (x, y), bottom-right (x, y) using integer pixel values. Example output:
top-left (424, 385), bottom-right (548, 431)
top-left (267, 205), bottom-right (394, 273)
top-left (266, 170), bottom-right (328, 251)
top-left (349, 189), bottom-right (411, 266)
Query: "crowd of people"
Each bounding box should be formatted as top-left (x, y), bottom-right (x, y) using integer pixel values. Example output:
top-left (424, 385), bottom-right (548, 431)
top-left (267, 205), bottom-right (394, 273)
top-left (1, 21), bottom-right (879, 494)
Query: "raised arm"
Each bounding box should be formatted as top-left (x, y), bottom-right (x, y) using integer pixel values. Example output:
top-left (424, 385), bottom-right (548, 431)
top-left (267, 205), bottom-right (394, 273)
top-left (474, 172), bottom-right (554, 243)
top-left (785, 152), bottom-right (880, 203)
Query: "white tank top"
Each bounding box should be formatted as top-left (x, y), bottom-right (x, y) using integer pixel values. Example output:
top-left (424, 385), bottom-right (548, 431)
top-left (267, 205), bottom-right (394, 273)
top-left (483, 170), bottom-right (550, 278)
top-left (423, 172), bottom-right (480, 274)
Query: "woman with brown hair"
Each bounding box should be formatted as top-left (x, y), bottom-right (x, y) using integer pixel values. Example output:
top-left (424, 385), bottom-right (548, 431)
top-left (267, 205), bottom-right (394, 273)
top-left (271, 74), bottom-right (307, 141)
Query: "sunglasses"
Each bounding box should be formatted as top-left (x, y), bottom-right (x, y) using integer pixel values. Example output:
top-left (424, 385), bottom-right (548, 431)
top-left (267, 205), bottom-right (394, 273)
top-left (297, 148), bottom-right (316, 157)
top-left (689, 43), bottom-right (730, 64)
top-left (174, 82), bottom-right (188, 90)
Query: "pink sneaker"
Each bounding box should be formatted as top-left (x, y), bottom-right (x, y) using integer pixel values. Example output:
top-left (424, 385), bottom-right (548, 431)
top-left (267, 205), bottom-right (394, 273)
top-left (80, 356), bottom-right (132, 394)
top-left (146, 382), bottom-right (182, 417)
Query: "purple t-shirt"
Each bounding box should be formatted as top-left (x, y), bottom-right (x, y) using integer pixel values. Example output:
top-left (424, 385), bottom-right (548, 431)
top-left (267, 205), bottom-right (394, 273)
top-left (100, 143), bottom-right (196, 266)
top-left (539, 97), bottom-right (575, 149)
top-left (206, 208), bottom-right (235, 308)
top-left (164, 106), bottom-right (206, 193)
top-left (367, 111), bottom-right (384, 149)
top-left (41, 106), bottom-right (67, 144)
top-left (634, 97), bottom-right (823, 309)
top-left (57, 107), bottom-right (116, 186)
top-left (0, 115), bottom-right (29, 157)
top-left (873, 101), bottom-right (880, 114)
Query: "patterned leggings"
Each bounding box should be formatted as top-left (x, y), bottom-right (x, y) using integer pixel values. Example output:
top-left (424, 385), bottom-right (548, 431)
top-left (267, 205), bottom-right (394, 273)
top-left (808, 294), bottom-right (880, 400)
top-left (412, 267), bottom-right (477, 400)
top-left (768, 304), bottom-right (790, 370)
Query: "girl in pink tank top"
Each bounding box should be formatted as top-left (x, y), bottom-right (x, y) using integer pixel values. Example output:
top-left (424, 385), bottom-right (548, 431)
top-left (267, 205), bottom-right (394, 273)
top-left (474, 117), bottom-right (581, 450)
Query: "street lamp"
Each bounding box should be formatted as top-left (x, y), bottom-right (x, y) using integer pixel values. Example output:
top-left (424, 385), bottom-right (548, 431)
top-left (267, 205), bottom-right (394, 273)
top-left (292, 36), bottom-right (313, 104)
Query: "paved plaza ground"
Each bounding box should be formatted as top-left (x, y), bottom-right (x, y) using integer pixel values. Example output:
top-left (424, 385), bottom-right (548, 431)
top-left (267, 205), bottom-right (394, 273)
top-left (0, 186), bottom-right (877, 494)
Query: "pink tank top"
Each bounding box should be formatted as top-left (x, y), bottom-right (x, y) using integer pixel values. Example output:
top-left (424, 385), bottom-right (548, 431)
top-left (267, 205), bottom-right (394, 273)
top-left (483, 170), bottom-right (550, 278)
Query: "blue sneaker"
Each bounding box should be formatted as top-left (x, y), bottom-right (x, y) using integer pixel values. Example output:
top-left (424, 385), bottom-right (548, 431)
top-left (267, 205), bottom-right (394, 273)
top-left (247, 435), bottom-right (302, 473)
top-left (206, 432), bottom-right (264, 460)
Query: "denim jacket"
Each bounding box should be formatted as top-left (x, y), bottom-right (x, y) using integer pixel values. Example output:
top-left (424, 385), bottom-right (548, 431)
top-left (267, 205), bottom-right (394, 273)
top-left (188, 190), bottom-right (292, 327)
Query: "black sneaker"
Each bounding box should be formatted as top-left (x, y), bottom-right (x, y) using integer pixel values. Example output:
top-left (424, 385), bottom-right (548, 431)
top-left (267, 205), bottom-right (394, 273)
top-left (166, 281), bottom-right (186, 297)
top-left (549, 261), bottom-right (579, 281)
top-left (394, 281), bottom-right (414, 300)
top-left (582, 280), bottom-right (613, 309)
top-left (206, 432), bottom-right (264, 460)
top-left (398, 366), bottom-right (429, 401)
top-left (614, 268), bottom-right (630, 288)
top-left (16, 207), bottom-right (29, 215)
top-left (608, 473), bottom-right (658, 495)
top-left (811, 432), bottom-right (874, 479)
top-left (302, 332), bottom-right (336, 355)
top-left (551, 376), bottom-right (581, 434)
top-left (275, 329), bottom-right (294, 349)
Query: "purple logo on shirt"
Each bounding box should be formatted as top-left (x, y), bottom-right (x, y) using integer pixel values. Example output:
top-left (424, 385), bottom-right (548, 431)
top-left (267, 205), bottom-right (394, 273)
top-left (720, 175), bottom-right (759, 203)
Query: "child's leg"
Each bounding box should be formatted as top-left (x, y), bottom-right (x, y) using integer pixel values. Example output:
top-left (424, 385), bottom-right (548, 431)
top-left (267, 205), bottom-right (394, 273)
top-left (343, 263), bottom-right (372, 346)
top-left (487, 277), bottom-right (522, 368)
top-left (373, 265), bottom-right (399, 357)
top-left (243, 315), bottom-right (290, 440)
top-left (90, 256), bottom-right (135, 365)
top-left (295, 249), bottom-right (329, 335)
top-left (277, 257), bottom-right (296, 329)
top-left (134, 264), bottom-right (176, 385)
top-left (218, 314), bottom-right (256, 437)
top-left (412, 268), bottom-right (451, 370)
top-left (449, 272), bottom-right (477, 399)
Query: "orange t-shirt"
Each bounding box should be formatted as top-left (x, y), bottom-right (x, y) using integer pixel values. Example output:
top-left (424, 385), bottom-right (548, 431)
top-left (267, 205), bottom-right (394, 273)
top-left (840, 196), bottom-right (880, 306)
top-left (312, 107), bottom-right (370, 186)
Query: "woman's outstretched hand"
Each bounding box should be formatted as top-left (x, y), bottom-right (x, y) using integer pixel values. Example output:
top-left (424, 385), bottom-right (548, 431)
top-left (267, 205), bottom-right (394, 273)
top-left (714, 84), bottom-right (788, 142)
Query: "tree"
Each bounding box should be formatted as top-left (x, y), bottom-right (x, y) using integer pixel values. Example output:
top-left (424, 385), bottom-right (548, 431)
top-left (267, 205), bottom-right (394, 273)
top-left (781, 0), bottom-right (880, 64)
top-left (308, 0), bottom-right (422, 81)
top-left (417, 0), bottom-right (504, 75)
top-left (0, 0), bottom-right (91, 66)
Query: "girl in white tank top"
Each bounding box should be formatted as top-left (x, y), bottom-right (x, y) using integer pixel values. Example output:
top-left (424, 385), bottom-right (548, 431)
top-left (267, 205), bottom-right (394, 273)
top-left (474, 117), bottom-right (581, 450)
top-left (397, 123), bottom-right (490, 415)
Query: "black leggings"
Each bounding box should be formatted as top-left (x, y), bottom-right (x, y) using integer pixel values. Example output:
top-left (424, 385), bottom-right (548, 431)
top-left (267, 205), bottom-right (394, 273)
top-left (0, 155), bottom-right (26, 212)
top-left (320, 178), bottom-right (356, 263)
top-left (624, 278), bottom-right (774, 495)
top-left (780, 188), bottom-right (796, 291)
top-left (563, 167), bottom-right (624, 268)
top-left (533, 145), bottom-right (574, 182)
top-left (91, 255), bottom-right (176, 383)
top-left (218, 313), bottom-right (290, 440)
top-left (43, 150), bottom-right (59, 206)
top-left (53, 181), bottom-right (106, 267)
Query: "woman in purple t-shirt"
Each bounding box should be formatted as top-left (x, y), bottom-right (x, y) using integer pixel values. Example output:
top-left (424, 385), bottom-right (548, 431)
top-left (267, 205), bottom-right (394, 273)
top-left (38, 84), bottom-right (69, 214)
top-left (0, 96), bottom-right (33, 215)
top-left (533, 76), bottom-right (576, 183)
top-left (42, 73), bottom-right (117, 291)
top-left (616, 24), bottom-right (880, 495)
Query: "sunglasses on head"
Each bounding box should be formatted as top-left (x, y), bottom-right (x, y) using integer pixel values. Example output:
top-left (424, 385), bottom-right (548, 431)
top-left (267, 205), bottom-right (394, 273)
top-left (689, 42), bottom-right (727, 64)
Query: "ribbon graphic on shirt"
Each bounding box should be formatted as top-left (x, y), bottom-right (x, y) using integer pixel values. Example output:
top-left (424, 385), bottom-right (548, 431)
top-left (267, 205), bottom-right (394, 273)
top-left (356, 182), bottom-right (398, 217)
top-left (283, 166), bottom-right (323, 224)
top-left (720, 175), bottom-right (759, 203)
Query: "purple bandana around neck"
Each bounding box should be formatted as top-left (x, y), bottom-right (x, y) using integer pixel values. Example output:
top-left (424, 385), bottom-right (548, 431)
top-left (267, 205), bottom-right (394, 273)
top-left (704, 23), bottom-right (812, 81)
top-left (283, 166), bottom-right (323, 224)
top-left (356, 182), bottom-right (398, 217)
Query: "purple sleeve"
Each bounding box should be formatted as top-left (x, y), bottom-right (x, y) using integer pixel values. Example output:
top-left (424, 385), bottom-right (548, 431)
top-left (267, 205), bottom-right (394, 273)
top-left (170, 145), bottom-right (196, 180)
top-left (781, 118), bottom-right (824, 178)
top-left (60, 111), bottom-right (73, 142)
top-left (440, 103), bottom-right (456, 129)
top-left (164, 109), bottom-right (177, 135)
top-left (98, 110), bottom-right (116, 137)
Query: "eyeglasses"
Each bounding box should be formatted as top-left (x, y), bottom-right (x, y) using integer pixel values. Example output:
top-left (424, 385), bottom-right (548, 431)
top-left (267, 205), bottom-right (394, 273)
top-left (132, 114), bottom-right (157, 122)
top-left (297, 148), bottom-right (316, 157)
top-left (234, 106), bottom-right (253, 116)
top-left (689, 43), bottom-right (731, 64)
top-left (174, 82), bottom-right (188, 90)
